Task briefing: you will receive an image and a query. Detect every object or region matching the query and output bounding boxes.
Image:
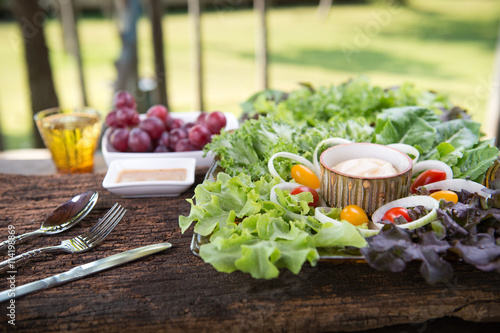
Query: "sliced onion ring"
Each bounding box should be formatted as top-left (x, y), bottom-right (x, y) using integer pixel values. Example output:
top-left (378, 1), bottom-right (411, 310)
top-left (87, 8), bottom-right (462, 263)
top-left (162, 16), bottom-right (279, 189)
top-left (413, 160), bottom-right (453, 180)
top-left (420, 179), bottom-right (490, 199)
top-left (314, 207), bottom-right (342, 226)
top-left (387, 143), bottom-right (420, 163)
top-left (268, 152), bottom-right (318, 184)
top-left (270, 182), bottom-right (326, 220)
top-left (312, 137), bottom-right (352, 172)
top-left (314, 206), bottom-right (381, 237)
top-left (371, 195), bottom-right (439, 230)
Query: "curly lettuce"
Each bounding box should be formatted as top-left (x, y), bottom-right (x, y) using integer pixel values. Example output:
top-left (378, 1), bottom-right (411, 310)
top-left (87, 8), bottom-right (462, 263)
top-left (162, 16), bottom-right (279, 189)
top-left (209, 78), bottom-right (498, 183)
top-left (180, 172), bottom-right (367, 279)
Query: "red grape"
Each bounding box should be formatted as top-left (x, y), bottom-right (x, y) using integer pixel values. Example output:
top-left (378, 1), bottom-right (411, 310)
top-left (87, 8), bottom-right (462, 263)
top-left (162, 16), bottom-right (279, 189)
top-left (158, 131), bottom-right (170, 148)
top-left (116, 108), bottom-right (139, 127)
top-left (105, 110), bottom-right (119, 127)
top-left (184, 122), bottom-right (196, 131)
top-left (164, 114), bottom-right (174, 130)
top-left (175, 138), bottom-right (197, 152)
top-left (188, 124), bottom-right (211, 149)
top-left (109, 128), bottom-right (129, 152)
top-left (205, 111), bottom-right (227, 134)
top-left (146, 104), bottom-right (168, 121)
top-left (113, 90), bottom-right (136, 109)
top-left (154, 145), bottom-right (171, 153)
top-left (139, 116), bottom-right (165, 139)
top-left (169, 118), bottom-right (184, 130)
top-left (128, 128), bottom-right (152, 152)
top-left (168, 128), bottom-right (188, 150)
top-left (196, 112), bottom-right (208, 125)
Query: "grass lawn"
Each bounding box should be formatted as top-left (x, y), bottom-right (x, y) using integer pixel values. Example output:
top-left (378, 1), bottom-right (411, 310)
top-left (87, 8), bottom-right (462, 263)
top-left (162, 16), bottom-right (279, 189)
top-left (0, 0), bottom-right (499, 149)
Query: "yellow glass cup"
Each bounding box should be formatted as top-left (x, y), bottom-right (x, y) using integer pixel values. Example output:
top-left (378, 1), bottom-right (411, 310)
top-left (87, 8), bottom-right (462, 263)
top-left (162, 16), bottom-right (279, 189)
top-left (34, 107), bottom-right (102, 174)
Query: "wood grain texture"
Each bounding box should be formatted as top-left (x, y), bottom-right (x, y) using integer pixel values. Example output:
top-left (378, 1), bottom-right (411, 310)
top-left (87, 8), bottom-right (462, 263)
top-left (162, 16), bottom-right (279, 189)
top-left (0, 172), bottom-right (499, 332)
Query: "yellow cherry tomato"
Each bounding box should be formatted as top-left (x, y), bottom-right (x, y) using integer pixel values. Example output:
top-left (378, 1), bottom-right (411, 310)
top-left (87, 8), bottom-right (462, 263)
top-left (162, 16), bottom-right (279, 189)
top-left (291, 164), bottom-right (320, 189)
top-left (340, 205), bottom-right (369, 226)
top-left (429, 190), bottom-right (459, 204)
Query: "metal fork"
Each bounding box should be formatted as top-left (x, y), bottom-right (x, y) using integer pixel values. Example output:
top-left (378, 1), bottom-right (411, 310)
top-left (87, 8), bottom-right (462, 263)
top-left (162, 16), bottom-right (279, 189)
top-left (0, 203), bottom-right (126, 273)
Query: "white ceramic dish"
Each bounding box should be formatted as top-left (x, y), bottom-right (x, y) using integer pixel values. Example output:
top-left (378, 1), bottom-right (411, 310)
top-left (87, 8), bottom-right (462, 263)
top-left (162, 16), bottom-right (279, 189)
top-left (101, 111), bottom-right (239, 168)
top-left (102, 158), bottom-right (196, 198)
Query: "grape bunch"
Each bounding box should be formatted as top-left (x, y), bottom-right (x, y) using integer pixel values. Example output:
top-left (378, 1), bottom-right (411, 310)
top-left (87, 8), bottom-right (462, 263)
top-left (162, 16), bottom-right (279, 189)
top-left (105, 91), bottom-right (227, 153)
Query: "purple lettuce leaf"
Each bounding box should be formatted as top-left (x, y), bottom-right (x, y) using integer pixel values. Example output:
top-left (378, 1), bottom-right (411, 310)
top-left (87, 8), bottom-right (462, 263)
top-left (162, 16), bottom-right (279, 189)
top-left (361, 225), bottom-right (453, 284)
top-left (361, 190), bottom-right (500, 285)
top-left (452, 234), bottom-right (500, 273)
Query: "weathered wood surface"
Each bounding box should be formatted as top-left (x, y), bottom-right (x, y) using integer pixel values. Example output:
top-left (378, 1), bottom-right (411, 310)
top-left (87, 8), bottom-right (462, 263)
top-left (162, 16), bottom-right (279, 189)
top-left (0, 172), bottom-right (499, 332)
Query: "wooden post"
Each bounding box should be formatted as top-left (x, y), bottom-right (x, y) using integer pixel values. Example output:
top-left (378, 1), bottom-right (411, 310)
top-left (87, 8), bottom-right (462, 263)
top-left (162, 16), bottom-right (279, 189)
top-left (188, 0), bottom-right (204, 111)
top-left (58, 0), bottom-right (88, 106)
top-left (254, 0), bottom-right (268, 90)
top-left (114, 0), bottom-right (140, 103)
top-left (485, 22), bottom-right (500, 146)
top-left (11, 0), bottom-right (60, 148)
top-left (146, 0), bottom-right (168, 108)
top-left (0, 103), bottom-right (3, 151)
top-left (316, 0), bottom-right (334, 19)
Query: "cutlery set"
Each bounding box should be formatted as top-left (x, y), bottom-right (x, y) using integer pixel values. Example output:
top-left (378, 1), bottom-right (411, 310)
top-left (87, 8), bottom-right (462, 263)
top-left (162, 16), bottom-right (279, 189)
top-left (0, 191), bottom-right (99, 251)
top-left (0, 202), bottom-right (126, 273)
top-left (0, 191), bottom-right (170, 301)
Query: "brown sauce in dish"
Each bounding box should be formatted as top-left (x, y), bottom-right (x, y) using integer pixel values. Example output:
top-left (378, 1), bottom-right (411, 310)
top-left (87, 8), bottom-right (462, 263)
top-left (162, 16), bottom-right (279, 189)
top-left (116, 168), bottom-right (187, 183)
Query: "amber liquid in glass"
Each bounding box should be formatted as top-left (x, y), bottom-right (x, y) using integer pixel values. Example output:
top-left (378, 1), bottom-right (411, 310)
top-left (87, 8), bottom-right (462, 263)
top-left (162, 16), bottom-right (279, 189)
top-left (38, 113), bottom-right (101, 174)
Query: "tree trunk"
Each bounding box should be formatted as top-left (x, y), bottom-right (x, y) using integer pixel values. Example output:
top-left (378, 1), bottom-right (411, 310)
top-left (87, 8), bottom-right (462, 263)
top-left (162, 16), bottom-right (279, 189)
top-left (0, 103), bottom-right (3, 151)
top-left (254, 0), bottom-right (268, 90)
top-left (58, 0), bottom-right (88, 106)
top-left (188, 0), bottom-right (204, 111)
top-left (11, 0), bottom-right (60, 148)
top-left (146, 0), bottom-right (168, 108)
top-left (114, 0), bottom-right (140, 107)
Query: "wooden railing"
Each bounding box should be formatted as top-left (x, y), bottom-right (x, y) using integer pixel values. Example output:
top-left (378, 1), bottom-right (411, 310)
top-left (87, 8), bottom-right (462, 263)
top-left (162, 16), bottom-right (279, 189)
top-left (3, 0), bottom-right (498, 150)
top-left (2, 0), bottom-right (276, 148)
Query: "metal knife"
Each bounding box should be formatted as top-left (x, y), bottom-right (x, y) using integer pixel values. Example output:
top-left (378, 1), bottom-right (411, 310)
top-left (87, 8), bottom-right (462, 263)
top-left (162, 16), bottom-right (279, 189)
top-left (0, 242), bottom-right (172, 302)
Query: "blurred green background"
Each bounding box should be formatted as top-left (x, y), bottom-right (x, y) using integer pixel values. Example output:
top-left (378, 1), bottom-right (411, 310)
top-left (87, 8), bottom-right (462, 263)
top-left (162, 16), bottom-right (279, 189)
top-left (0, 0), bottom-right (499, 150)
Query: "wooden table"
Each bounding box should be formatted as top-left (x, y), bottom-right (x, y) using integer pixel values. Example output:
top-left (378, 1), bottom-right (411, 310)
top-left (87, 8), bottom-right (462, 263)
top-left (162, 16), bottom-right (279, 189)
top-left (0, 149), bottom-right (108, 175)
top-left (0, 170), bottom-right (499, 332)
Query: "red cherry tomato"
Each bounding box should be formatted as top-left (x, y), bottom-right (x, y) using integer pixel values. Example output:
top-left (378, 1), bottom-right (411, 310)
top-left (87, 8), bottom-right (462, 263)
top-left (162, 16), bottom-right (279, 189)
top-left (382, 207), bottom-right (412, 224)
top-left (290, 186), bottom-right (320, 208)
top-left (410, 169), bottom-right (447, 194)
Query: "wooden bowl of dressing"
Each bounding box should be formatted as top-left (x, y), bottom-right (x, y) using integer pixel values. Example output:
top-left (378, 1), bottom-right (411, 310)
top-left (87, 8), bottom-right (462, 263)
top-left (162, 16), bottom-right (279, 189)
top-left (320, 143), bottom-right (413, 216)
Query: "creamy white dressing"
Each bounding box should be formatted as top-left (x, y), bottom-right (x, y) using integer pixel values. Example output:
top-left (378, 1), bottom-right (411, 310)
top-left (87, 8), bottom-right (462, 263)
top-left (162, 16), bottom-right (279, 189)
top-left (332, 158), bottom-right (398, 177)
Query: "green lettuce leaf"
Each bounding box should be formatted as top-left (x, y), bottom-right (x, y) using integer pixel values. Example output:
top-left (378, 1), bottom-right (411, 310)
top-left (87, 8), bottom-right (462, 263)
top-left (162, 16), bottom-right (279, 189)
top-left (275, 188), bottom-right (313, 215)
top-left (200, 214), bottom-right (319, 279)
top-left (179, 173), bottom-right (279, 235)
top-left (452, 142), bottom-right (499, 183)
top-left (313, 221), bottom-right (368, 248)
top-left (427, 142), bottom-right (463, 166)
top-left (433, 119), bottom-right (480, 150)
top-left (199, 228), bottom-right (256, 274)
top-left (372, 106), bottom-right (439, 151)
top-left (178, 196), bottom-right (235, 236)
top-left (181, 173), bottom-right (368, 279)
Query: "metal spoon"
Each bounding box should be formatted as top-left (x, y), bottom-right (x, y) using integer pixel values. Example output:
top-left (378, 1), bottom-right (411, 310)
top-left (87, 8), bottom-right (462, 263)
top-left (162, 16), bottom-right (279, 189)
top-left (0, 191), bottom-right (99, 251)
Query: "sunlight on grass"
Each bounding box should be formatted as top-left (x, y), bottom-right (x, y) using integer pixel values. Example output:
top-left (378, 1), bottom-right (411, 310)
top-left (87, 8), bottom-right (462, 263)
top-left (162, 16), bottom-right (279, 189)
top-left (0, 0), bottom-right (499, 149)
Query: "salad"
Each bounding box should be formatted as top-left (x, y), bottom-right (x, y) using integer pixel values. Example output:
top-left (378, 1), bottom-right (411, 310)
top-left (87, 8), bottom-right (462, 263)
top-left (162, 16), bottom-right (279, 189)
top-left (179, 78), bottom-right (500, 284)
